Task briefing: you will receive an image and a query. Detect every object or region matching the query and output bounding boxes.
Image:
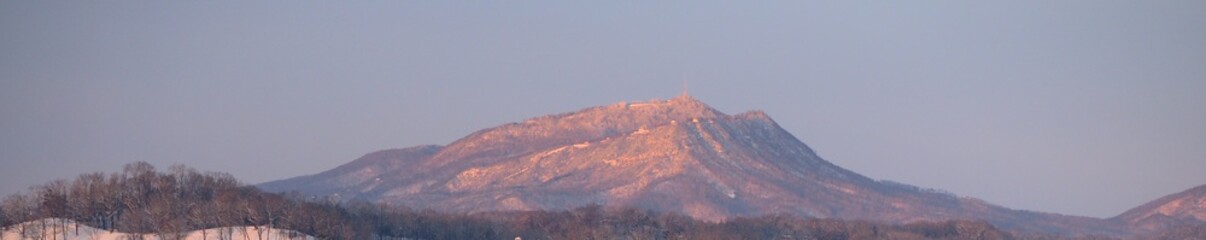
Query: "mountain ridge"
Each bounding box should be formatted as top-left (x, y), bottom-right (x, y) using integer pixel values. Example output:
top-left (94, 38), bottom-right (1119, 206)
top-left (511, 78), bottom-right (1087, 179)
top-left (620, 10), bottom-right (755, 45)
top-left (1114, 184), bottom-right (1206, 234)
top-left (261, 96), bottom-right (1161, 237)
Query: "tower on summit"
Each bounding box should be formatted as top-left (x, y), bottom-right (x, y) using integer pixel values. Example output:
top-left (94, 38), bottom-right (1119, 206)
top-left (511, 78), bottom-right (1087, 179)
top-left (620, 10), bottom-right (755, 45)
top-left (680, 80), bottom-right (689, 97)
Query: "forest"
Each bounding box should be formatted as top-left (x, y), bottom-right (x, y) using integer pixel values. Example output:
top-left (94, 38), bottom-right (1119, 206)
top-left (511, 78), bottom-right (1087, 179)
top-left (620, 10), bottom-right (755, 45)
top-left (1, 162), bottom-right (1201, 240)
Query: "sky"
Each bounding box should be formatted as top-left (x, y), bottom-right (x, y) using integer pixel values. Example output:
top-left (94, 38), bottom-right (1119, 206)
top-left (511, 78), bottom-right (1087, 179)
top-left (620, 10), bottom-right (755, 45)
top-left (2, 1), bottom-right (1204, 218)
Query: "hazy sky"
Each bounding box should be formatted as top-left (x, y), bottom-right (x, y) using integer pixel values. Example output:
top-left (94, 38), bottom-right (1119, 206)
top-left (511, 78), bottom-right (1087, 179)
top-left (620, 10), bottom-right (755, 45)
top-left (2, 1), bottom-right (1204, 218)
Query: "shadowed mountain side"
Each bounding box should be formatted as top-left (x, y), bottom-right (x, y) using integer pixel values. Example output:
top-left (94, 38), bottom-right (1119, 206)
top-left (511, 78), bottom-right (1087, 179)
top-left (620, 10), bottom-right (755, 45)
top-left (260, 145), bottom-right (442, 198)
top-left (260, 96), bottom-right (1130, 236)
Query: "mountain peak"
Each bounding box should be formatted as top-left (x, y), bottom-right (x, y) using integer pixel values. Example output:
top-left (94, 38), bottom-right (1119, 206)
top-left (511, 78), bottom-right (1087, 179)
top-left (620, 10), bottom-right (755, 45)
top-left (606, 95), bottom-right (720, 121)
top-left (666, 94), bottom-right (712, 111)
top-left (735, 110), bottom-right (773, 122)
top-left (670, 92), bottom-right (702, 104)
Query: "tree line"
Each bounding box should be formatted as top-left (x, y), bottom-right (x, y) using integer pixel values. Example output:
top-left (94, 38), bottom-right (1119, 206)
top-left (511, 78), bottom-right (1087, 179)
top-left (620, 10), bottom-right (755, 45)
top-left (1, 162), bottom-right (345, 239)
top-left (0, 162), bottom-right (1194, 240)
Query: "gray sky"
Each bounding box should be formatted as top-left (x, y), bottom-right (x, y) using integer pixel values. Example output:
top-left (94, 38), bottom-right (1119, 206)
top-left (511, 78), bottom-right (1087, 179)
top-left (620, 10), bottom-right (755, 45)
top-left (2, 1), bottom-right (1204, 218)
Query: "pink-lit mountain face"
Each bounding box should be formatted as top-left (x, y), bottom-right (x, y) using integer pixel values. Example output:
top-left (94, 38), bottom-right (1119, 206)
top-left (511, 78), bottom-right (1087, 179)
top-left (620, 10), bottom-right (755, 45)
top-left (261, 95), bottom-right (1129, 236)
top-left (1114, 184), bottom-right (1206, 234)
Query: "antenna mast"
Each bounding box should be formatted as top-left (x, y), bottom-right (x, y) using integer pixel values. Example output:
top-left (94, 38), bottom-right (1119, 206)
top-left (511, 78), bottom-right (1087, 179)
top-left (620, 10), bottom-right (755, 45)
top-left (681, 79), bottom-right (689, 97)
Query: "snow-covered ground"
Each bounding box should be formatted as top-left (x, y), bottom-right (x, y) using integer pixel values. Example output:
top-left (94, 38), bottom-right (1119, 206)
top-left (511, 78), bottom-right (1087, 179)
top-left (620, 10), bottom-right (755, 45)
top-left (1, 218), bottom-right (314, 240)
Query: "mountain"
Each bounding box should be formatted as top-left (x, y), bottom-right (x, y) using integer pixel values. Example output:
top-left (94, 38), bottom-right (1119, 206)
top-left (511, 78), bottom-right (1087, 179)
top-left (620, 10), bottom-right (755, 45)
top-left (1114, 184), bottom-right (1206, 234)
top-left (261, 95), bottom-right (1126, 236)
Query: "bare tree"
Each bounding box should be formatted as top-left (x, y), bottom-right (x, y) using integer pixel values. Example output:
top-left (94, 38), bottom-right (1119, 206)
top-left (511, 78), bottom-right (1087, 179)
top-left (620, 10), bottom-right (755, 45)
top-left (35, 179), bottom-right (70, 240)
top-left (68, 172), bottom-right (108, 234)
top-left (99, 173), bottom-right (123, 231)
top-left (3, 194), bottom-right (38, 239)
top-left (0, 202), bottom-right (7, 235)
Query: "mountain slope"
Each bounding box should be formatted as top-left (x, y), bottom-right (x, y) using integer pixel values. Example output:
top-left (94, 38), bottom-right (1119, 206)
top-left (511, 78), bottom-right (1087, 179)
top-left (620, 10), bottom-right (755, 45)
top-left (260, 145), bottom-right (441, 198)
top-left (1114, 184), bottom-right (1206, 234)
top-left (261, 95), bottom-right (1127, 236)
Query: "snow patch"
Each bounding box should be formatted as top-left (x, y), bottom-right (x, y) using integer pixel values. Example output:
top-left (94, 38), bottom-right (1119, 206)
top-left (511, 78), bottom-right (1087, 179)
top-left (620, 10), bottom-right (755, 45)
top-left (823, 182), bottom-right (858, 195)
top-left (632, 126), bottom-right (650, 135)
top-left (531, 146), bottom-right (569, 160)
top-left (710, 181), bottom-right (737, 199)
top-left (572, 142), bottom-right (590, 148)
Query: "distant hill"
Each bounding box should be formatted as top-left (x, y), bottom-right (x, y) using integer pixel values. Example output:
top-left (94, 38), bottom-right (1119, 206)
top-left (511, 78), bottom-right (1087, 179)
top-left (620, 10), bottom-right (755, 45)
top-left (1114, 184), bottom-right (1206, 235)
top-left (261, 95), bottom-right (1134, 236)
